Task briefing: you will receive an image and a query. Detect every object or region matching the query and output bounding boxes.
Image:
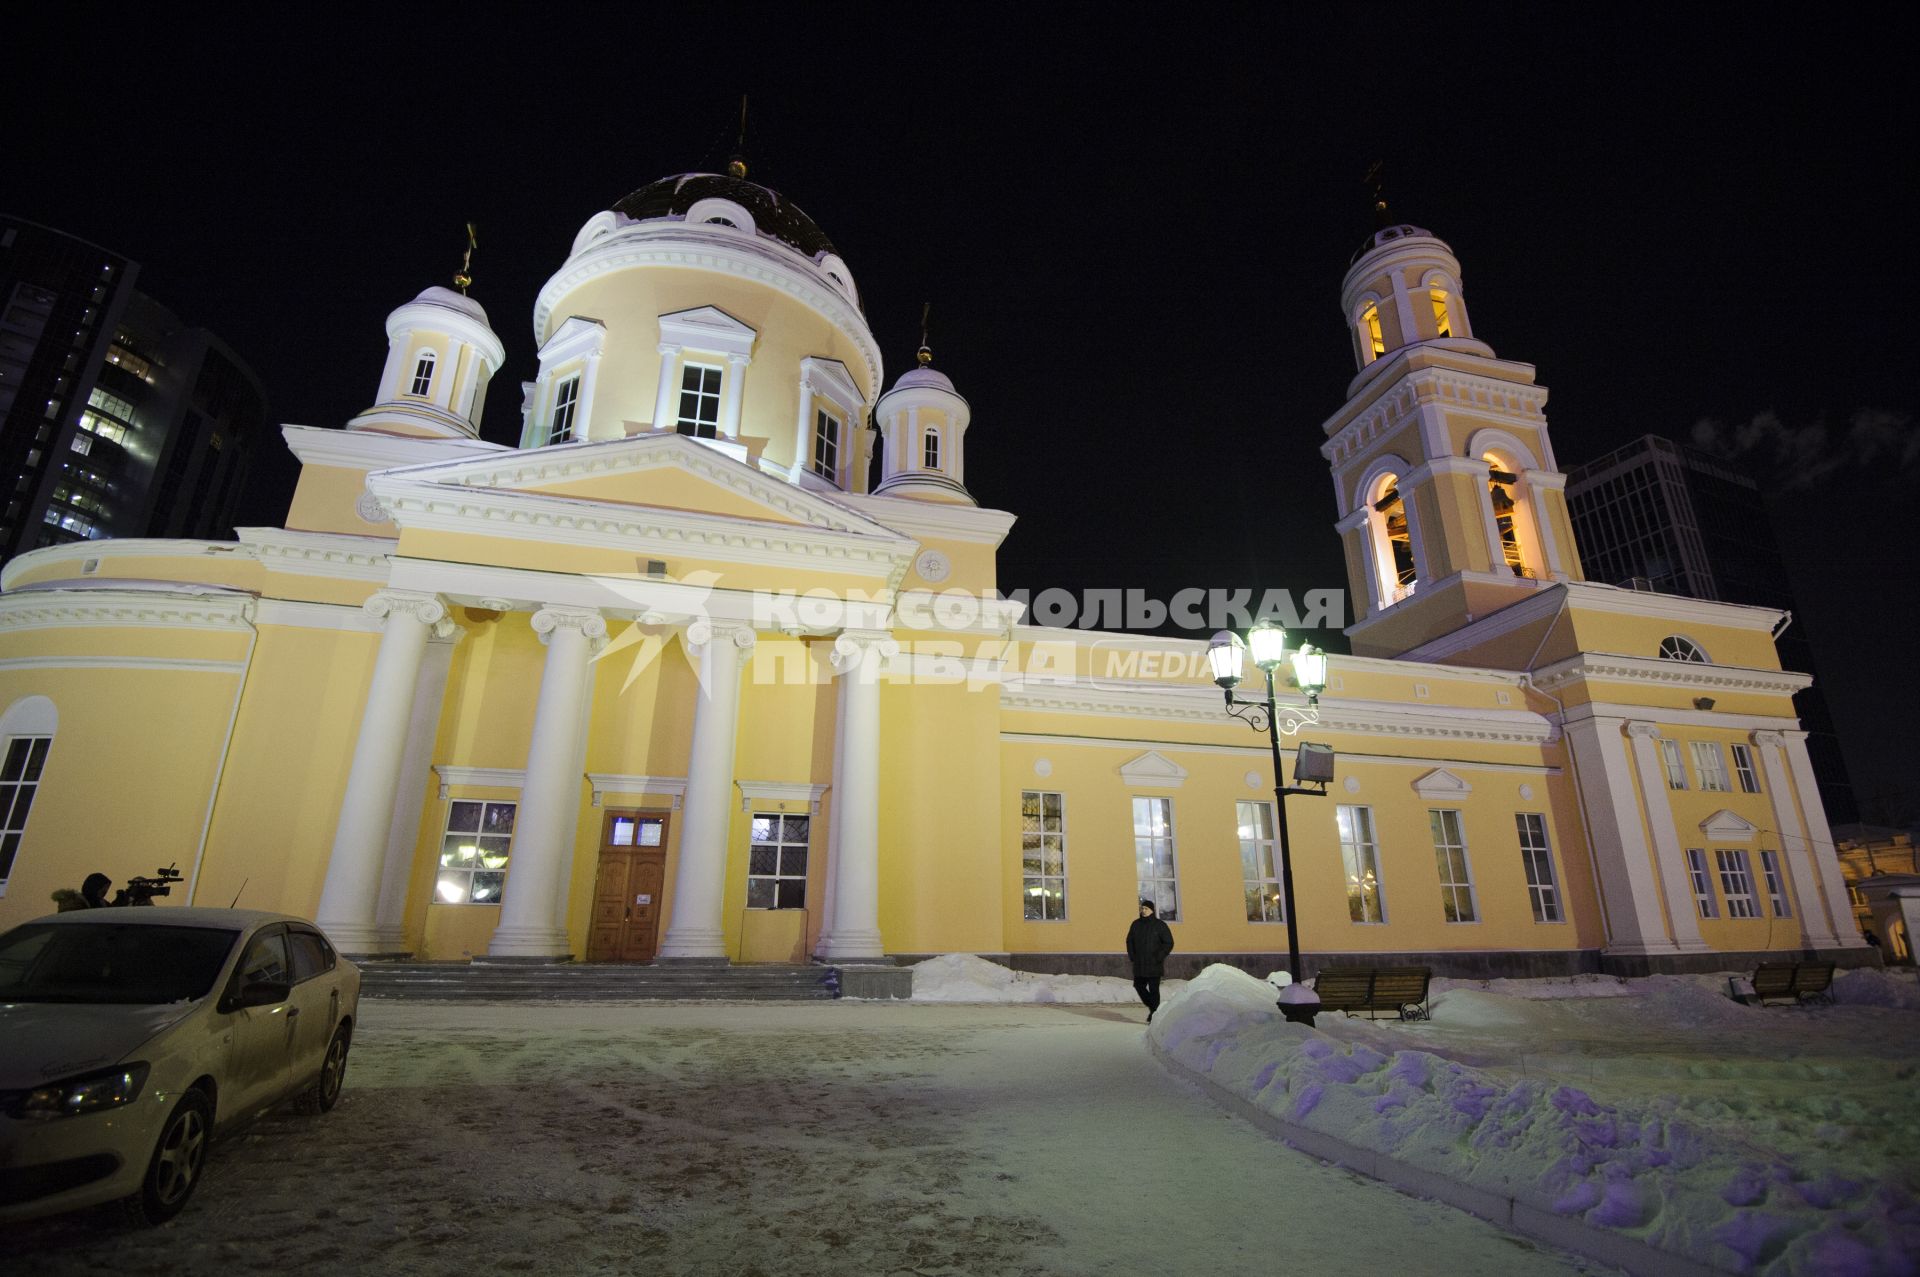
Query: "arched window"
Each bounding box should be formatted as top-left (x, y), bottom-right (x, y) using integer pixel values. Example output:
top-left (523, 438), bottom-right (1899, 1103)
top-left (1360, 304), bottom-right (1386, 363)
top-left (409, 350), bottom-right (436, 397)
top-left (1430, 289), bottom-right (1452, 338)
top-left (1363, 471), bottom-right (1418, 605)
top-left (924, 427), bottom-right (940, 470)
top-left (1658, 635), bottom-right (1709, 663)
top-left (1484, 456), bottom-right (1529, 577)
top-left (0, 695), bottom-right (57, 891)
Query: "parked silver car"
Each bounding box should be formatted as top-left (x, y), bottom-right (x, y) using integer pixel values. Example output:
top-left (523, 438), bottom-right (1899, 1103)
top-left (0, 907), bottom-right (360, 1225)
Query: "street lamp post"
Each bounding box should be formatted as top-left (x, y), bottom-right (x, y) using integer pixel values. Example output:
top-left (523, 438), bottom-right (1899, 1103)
top-left (1207, 619), bottom-right (1331, 1026)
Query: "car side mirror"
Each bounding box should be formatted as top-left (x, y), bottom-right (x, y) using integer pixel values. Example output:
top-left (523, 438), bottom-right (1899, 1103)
top-left (223, 980), bottom-right (290, 1012)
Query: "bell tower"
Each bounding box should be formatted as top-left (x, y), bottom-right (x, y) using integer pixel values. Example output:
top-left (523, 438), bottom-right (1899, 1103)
top-left (1321, 215), bottom-right (1584, 659)
top-left (873, 326), bottom-right (975, 505)
top-left (348, 284), bottom-right (505, 440)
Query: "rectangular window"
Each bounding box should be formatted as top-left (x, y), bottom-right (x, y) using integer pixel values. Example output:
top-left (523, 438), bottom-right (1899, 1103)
top-left (0, 736), bottom-right (53, 886)
top-left (1759, 849), bottom-right (1791, 918)
top-left (1732, 744), bottom-right (1761, 794)
top-left (812, 409), bottom-right (840, 481)
top-left (1716, 848), bottom-right (1758, 918)
top-left (549, 375), bottom-right (580, 444)
top-left (409, 354), bottom-right (435, 397)
top-left (1021, 791), bottom-right (1067, 920)
top-left (1659, 738), bottom-right (1689, 790)
top-left (1692, 742), bottom-right (1731, 792)
top-left (1516, 812), bottom-right (1562, 923)
top-left (1336, 804), bottom-right (1385, 923)
top-left (435, 800), bottom-right (516, 904)
top-left (1132, 796), bottom-right (1178, 921)
top-left (1237, 800), bottom-right (1283, 922)
top-left (747, 813), bottom-right (809, 909)
top-left (924, 430), bottom-right (941, 469)
top-left (1429, 809), bottom-right (1478, 923)
top-left (1685, 847), bottom-right (1718, 918)
top-left (676, 364), bottom-right (722, 438)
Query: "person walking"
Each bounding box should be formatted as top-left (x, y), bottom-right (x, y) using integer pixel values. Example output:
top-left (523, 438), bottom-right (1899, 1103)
top-left (1126, 899), bottom-right (1175, 1022)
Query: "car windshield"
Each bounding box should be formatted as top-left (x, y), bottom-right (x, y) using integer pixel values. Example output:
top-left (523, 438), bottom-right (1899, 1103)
top-left (0, 923), bottom-right (241, 1004)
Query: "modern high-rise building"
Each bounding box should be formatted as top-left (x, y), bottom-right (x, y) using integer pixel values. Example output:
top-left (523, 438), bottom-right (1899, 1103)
top-left (1564, 435), bottom-right (1856, 823)
top-left (0, 216), bottom-right (267, 562)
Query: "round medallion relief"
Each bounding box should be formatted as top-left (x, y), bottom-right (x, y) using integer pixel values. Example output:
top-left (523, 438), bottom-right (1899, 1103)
top-left (915, 549), bottom-right (952, 583)
top-left (1244, 771), bottom-right (1262, 789)
top-left (1343, 775), bottom-right (1361, 794)
top-left (1034, 758), bottom-right (1053, 778)
top-left (355, 492), bottom-right (388, 524)
top-left (1519, 783), bottom-right (1534, 801)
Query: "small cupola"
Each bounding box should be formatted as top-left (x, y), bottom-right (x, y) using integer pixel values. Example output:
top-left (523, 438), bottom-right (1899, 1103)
top-left (873, 329), bottom-right (974, 505)
top-left (1339, 202), bottom-right (1492, 380)
top-left (349, 277), bottom-right (506, 440)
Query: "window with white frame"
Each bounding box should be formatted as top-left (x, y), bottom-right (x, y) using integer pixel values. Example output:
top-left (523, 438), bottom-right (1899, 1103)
top-left (1692, 742), bottom-right (1731, 792)
top-left (549, 375), bottom-right (580, 444)
top-left (1658, 635), bottom-right (1708, 662)
top-left (924, 428), bottom-right (940, 469)
top-left (1429, 809), bottom-right (1478, 923)
top-left (1516, 812), bottom-right (1563, 923)
top-left (1, 735), bottom-right (53, 889)
top-left (747, 813), bottom-right (808, 909)
top-left (1714, 848), bottom-right (1759, 918)
top-left (812, 409), bottom-right (840, 482)
top-left (1132, 796), bottom-right (1179, 921)
top-left (676, 364), bottom-right (722, 437)
top-left (409, 351), bottom-right (436, 397)
top-left (1732, 744), bottom-right (1761, 794)
top-left (436, 800), bottom-right (515, 904)
top-left (1021, 791), bottom-right (1067, 920)
top-left (1685, 848), bottom-right (1718, 918)
top-left (1659, 738), bottom-right (1689, 790)
top-left (1759, 849), bottom-right (1792, 918)
top-left (1237, 800), bottom-right (1283, 923)
top-left (1336, 804), bottom-right (1385, 923)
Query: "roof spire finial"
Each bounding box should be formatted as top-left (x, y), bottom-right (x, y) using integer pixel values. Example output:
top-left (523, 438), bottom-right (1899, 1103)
top-left (916, 302), bottom-right (933, 366)
top-left (453, 222), bottom-right (477, 294)
top-left (1365, 160), bottom-right (1390, 229)
top-left (727, 95), bottom-right (749, 179)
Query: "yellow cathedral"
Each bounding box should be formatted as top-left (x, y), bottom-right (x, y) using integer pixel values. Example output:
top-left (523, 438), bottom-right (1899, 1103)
top-left (0, 166), bottom-right (1871, 978)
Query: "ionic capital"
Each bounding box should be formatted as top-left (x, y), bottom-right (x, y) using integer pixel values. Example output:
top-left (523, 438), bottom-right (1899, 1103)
top-left (532, 605), bottom-right (609, 650)
top-left (685, 619), bottom-right (757, 655)
top-left (1749, 729), bottom-right (1786, 750)
top-left (1624, 720), bottom-right (1664, 741)
top-left (831, 628), bottom-right (900, 675)
top-left (365, 590), bottom-right (454, 638)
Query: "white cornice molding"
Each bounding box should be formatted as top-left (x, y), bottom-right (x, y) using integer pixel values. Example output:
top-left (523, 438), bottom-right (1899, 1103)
top-left (1533, 652), bottom-right (1811, 696)
top-left (1, 537), bottom-right (239, 592)
top-left (998, 732), bottom-right (1563, 776)
top-left (235, 527), bottom-right (394, 582)
top-left (0, 654), bottom-right (247, 675)
top-left (659, 306), bottom-right (757, 359)
top-left (835, 492), bottom-right (1018, 546)
top-left (1117, 750), bottom-right (1188, 789)
top-left (280, 423), bottom-right (506, 472)
top-left (1561, 700), bottom-right (1800, 733)
top-left (1561, 581), bottom-right (1784, 631)
top-left (253, 598), bottom-right (383, 633)
top-left (736, 780), bottom-right (829, 812)
top-left (0, 588), bottom-right (255, 633)
top-left (588, 773), bottom-right (687, 808)
top-left (1320, 360), bottom-right (1549, 468)
top-left (433, 765), bottom-right (527, 797)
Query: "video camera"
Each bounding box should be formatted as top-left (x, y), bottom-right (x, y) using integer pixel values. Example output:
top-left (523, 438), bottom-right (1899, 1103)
top-left (114, 864), bottom-right (183, 907)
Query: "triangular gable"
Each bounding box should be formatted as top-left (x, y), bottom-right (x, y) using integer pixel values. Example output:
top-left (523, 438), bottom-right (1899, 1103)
top-left (659, 306), bottom-right (756, 357)
top-left (1699, 809), bottom-right (1760, 840)
top-left (1118, 750), bottom-right (1188, 788)
top-left (1411, 768), bottom-right (1472, 799)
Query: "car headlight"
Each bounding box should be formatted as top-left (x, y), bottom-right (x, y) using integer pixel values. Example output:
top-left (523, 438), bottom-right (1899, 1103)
top-left (11, 1063), bottom-right (150, 1120)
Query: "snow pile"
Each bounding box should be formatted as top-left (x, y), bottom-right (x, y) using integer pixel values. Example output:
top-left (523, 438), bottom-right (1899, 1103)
top-left (1433, 973), bottom-right (1636, 1000)
top-left (1832, 967), bottom-right (1920, 1010)
top-left (1152, 964), bottom-right (1920, 1275)
top-left (909, 953), bottom-right (1184, 1004)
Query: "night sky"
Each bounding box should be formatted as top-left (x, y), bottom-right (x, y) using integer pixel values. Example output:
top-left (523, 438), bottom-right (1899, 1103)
top-left (6, 10), bottom-right (1913, 819)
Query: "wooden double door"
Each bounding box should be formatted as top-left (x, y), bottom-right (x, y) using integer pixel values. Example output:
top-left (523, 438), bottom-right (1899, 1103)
top-left (587, 809), bottom-right (669, 963)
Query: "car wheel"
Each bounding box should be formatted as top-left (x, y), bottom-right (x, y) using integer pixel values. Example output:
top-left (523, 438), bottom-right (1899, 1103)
top-left (294, 1024), bottom-right (350, 1115)
top-left (122, 1088), bottom-right (212, 1226)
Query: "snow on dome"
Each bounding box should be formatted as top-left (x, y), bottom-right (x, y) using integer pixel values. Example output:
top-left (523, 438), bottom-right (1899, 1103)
top-left (1350, 223), bottom-right (1446, 265)
top-left (893, 365), bottom-right (955, 394)
top-left (409, 285), bottom-right (492, 327)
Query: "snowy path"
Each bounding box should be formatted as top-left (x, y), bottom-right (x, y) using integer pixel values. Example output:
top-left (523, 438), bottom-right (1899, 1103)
top-left (15, 1001), bottom-right (1598, 1276)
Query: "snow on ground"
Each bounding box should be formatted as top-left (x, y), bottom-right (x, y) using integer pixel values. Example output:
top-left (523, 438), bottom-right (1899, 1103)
top-left (1151, 964), bottom-right (1920, 1276)
top-left (908, 952), bottom-right (1189, 1004)
top-left (15, 1001), bottom-right (1592, 1277)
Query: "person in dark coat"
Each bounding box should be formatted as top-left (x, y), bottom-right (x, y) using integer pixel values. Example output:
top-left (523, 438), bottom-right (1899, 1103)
top-left (1126, 899), bottom-right (1175, 1021)
top-left (51, 873), bottom-right (112, 912)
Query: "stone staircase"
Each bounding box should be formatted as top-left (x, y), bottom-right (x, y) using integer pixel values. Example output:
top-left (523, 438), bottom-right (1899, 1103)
top-left (356, 961), bottom-right (843, 1002)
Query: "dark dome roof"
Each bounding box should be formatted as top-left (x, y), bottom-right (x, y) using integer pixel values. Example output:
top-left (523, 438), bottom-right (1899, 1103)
top-left (611, 173), bottom-right (836, 259)
top-left (1351, 223), bottom-right (1440, 266)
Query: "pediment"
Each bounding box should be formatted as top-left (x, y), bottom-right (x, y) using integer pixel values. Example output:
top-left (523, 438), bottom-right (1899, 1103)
top-left (1699, 809), bottom-right (1759, 840)
top-left (659, 306), bottom-right (756, 357)
top-left (1411, 768), bottom-right (1472, 799)
top-left (1118, 750), bottom-right (1188, 788)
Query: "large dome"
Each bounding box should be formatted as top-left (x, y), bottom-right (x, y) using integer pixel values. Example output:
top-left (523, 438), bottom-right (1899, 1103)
top-left (611, 173), bottom-right (836, 260)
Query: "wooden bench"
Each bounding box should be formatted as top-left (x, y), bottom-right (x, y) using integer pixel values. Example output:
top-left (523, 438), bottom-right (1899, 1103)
top-left (1310, 966), bottom-right (1432, 1021)
top-left (1735, 962), bottom-right (1837, 1006)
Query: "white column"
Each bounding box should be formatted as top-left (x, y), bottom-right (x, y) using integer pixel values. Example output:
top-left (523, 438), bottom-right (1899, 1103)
top-left (1564, 715), bottom-right (1670, 953)
top-left (720, 353), bottom-right (751, 438)
top-left (812, 666), bottom-right (849, 957)
top-left (1750, 730), bottom-right (1839, 947)
top-left (430, 344), bottom-right (456, 410)
top-left (371, 621), bottom-right (463, 951)
top-left (657, 620), bottom-right (756, 960)
top-left (316, 590), bottom-right (452, 953)
top-left (1390, 272), bottom-right (1419, 347)
top-left (790, 374), bottom-right (815, 481)
top-left (818, 629), bottom-right (897, 961)
top-left (576, 350), bottom-right (604, 441)
top-left (652, 344), bottom-right (681, 430)
top-left (1624, 722), bottom-right (1708, 951)
top-left (487, 606), bottom-right (607, 959)
top-left (377, 341), bottom-right (406, 407)
top-left (1781, 732), bottom-right (1864, 947)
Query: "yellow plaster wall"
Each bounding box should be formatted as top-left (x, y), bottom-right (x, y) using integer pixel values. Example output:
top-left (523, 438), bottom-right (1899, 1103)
top-left (288, 465), bottom-right (393, 536)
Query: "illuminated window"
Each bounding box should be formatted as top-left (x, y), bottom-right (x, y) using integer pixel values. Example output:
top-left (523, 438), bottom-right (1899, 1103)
top-left (435, 800), bottom-right (515, 904)
top-left (1430, 289), bottom-right (1452, 338)
top-left (676, 364), bottom-right (722, 438)
top-left (924, 427), bottom-right (940, 470)
top-left (1659, 738), bottom-right (1689, 790)
top-left (1133, 796), bottom-right (1179, 921)
top-left (1731, 744), bottom-right (1761, 794)
top-left (1685, 848), bottom-right (1718, 918)
top-left (1759, 849), bottom-right (1791, 917)
top-left (1715, 848), bottom-right (1758, 918)
top-left (1485, 458), bottom-right (1529, 577)
top-left (1360, 304), bottom-right (1386, 362)
top-left (1022, 791), bottom-right (1068, 921)
top-left (812, 409), bottom-right (840, 481)
top-left (1516, 813), bottom-right (1562, 923)
top-left (747, 813), bottom-right (809, 909)
top-left (1658, 635), bottom-right (1708, 663)
top-left (1429, 809), bottom-right (1478, 923)
top-left (1337, 804), bottom-right (1385, 923)
top-left (549, 375), bottom-right (580, 444)
top-left (1372, 481), bottom-right (1417, 597)
top-left (2, 720), bottom-right (54, 888)
top-left (1238, 800), bottom-right (1283, 922)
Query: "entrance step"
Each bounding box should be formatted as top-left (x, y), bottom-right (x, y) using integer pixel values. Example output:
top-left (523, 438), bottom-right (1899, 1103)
top-left (357, 961), bottom-right (850, 1002)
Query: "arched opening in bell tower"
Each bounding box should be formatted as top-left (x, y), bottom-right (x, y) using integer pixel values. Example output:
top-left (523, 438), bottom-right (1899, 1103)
top-left (1363, 470), bottom-right (1419, 605)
